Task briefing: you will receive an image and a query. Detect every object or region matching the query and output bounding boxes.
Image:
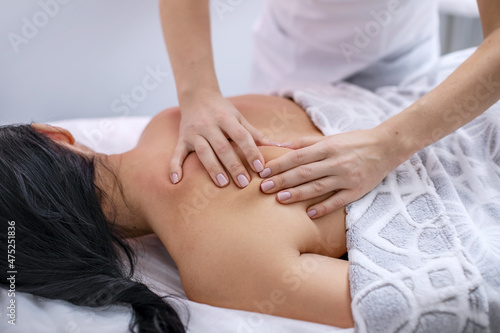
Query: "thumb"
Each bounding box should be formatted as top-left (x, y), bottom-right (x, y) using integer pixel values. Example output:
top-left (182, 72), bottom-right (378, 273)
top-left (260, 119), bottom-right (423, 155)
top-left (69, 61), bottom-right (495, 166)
top-left (169, 141), bottom-right (190, 184)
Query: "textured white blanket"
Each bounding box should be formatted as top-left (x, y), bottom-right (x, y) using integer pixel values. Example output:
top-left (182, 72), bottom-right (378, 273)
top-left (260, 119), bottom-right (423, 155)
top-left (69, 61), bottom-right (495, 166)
top-left (1, 48), bottom-right (498, 333)
top-left (282, 48), bottom-right (500, 333)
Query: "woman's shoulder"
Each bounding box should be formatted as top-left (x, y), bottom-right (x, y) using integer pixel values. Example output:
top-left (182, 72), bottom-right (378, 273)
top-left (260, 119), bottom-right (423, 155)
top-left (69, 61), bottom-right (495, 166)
top-left (135, 107), bottom-right (181, 149)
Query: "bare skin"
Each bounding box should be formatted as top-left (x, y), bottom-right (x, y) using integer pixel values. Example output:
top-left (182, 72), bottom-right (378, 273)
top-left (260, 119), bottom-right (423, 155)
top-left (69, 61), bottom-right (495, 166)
top-left (36, 95), bottom-right (354, 328)
top-left (160, 0), bottom-right (500, 219)
top-left (160, 0), bottom-right (271, 188)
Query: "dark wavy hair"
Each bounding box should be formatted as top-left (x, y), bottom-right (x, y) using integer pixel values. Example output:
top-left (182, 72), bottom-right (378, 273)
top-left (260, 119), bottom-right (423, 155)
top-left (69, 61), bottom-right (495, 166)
top-left (0, 124), bottom-right (186, 333)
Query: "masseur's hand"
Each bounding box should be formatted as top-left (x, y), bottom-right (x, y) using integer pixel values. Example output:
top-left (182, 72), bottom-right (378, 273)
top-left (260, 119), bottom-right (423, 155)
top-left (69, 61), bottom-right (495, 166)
top-left (260, 129), bottom-right (400, 218)
top-left (170, 91), bottom-right (270, 188)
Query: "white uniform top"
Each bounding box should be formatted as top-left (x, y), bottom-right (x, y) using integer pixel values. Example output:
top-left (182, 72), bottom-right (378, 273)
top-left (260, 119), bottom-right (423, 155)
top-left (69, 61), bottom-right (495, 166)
top-left (250, 0), bottom-right (440, 93)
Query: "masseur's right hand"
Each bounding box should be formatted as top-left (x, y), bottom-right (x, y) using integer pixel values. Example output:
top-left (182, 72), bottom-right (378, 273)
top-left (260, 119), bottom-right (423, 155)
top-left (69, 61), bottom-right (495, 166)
top-left (160, 0), bottom-right (267, 188)
top-left (170, 90), bottom-right (268, 188)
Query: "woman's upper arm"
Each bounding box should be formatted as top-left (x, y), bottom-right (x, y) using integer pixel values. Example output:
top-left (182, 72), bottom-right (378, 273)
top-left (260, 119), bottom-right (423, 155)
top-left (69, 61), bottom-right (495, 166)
top-left (256, 253), bottom-right (354, 328)
top-left (477, 0), bottom-right (500, 37)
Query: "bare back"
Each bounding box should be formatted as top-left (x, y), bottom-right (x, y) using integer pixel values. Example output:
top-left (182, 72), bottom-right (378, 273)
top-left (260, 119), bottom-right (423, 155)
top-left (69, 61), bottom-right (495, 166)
top-left (132, 95), bottom-right (353, 327)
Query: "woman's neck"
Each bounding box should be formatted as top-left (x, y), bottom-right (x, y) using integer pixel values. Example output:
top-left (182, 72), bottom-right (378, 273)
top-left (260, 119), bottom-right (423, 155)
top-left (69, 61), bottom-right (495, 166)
top-left (95, 150), bottom-right (154, 238)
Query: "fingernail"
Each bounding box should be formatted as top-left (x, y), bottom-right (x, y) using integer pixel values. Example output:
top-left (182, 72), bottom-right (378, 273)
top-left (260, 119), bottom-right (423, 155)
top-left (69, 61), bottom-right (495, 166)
top-left (259, 168), bottom-right (271, 178)
top-left (253, 160), bottom-right (264, 172)
top-left (281, 142), bottom-right (292, 147)
top-left (307, 209), bottom-right (317, 218)
top-left (171, 173), bottom-right (179, 184)
top-left (217, 173), bottom-right (228, 187)
top-left (260, 180), bottom-right (275, 192)
top-left (270, 141), bottom-right (281, 147)
top-left (277, 191), bottom-right (291, 201)
top-left (237, 174), bottom-right (249, 188)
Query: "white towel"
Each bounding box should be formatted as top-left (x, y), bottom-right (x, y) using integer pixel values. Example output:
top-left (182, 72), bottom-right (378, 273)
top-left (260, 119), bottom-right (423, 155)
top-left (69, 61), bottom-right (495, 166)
top-left (281, 48), bottom-right (500, 333)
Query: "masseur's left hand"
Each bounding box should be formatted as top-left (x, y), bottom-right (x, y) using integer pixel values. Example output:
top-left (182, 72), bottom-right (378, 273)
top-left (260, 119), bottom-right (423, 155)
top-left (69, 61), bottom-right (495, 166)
top-left (260, 128), bottom-right (400, 218)
top-left (260, 0), bottom-right (500, 219)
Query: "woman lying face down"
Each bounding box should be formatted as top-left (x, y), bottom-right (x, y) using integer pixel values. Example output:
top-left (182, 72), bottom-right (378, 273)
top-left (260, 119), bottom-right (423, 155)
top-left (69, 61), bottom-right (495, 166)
top-left (0, 94), bottom-right (353, 332)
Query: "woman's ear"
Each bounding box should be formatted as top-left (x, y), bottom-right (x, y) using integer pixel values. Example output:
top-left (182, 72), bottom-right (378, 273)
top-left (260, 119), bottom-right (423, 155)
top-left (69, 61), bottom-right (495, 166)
top-left (31, 123), bottom-right (76, 145)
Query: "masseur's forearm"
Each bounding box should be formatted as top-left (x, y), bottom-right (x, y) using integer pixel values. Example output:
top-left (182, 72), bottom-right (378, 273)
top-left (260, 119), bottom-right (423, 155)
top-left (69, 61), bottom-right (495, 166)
top-left (377, 2), bottom-right (500, 166)
top-left (159, 0), bottom-right (221, 103)
top-left (377, 29), bottom-right (500, 164)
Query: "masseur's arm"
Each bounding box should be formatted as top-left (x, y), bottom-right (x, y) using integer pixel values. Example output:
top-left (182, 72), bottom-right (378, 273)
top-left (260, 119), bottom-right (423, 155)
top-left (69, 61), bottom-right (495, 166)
top-left (260, 0), bottom-right (500, 218)
top-left (159, 0), bottom-right (269, 188)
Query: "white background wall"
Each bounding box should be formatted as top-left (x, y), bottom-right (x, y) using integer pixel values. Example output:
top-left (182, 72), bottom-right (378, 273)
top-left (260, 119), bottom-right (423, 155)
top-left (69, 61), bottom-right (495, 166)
top-left (0, 0), bottom-right (482, 125)
top-left (0, 0), bottom-right (265, 125)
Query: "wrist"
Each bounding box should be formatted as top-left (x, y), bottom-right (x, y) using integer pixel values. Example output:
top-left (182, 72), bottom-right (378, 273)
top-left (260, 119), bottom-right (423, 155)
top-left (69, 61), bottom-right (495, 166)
top-left (178, 85), bottom-right (223, 108)
top-left (175, 58), bottom-right (221, 104)
top-left (372, 123), bottom-right (416, 170)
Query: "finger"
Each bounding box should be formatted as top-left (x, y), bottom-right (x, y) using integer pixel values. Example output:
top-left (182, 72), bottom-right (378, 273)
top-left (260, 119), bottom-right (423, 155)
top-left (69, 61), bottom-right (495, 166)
top-left (169, 140), bottom-right (191, 184)
top-left (223, 121), bottom-right (266, 175)
top-left (306, 190), bottom-right (355, 219)
top-left (260, 162), bottom-right (332, 193)
top-left (241, 118), bottom-right (292, 148)
top-left (260, 159), bottom-right (332, 193)
top-left (206, 131), bottom-right (251, 188)
top-left (241, 119), bottom-right (271, 146)
top-left (289, 136), bottom-right (324, 149)
top-left (193, 137), bottom-right (230, 188)
top-left (260, 145), bottom-right (326, 179)
top-left (274, 176), bottom-right (344, 204)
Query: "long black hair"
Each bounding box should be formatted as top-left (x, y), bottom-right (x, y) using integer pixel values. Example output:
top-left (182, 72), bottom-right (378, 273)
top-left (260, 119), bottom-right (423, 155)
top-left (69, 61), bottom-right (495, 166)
top-left (0, 124), bottom-right (186, 333)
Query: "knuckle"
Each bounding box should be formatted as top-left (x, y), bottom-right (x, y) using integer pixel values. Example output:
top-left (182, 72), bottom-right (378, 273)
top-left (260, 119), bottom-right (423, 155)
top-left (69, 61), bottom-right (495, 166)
top-left (232, 128), bottom-right (249, 142)
top-left (227, 162), bottom-right (242, 174)
top-left (195, 144), bottom-right (209, 156)
top-left (317, 144), bottom-right (330, 157)
top-left (331, 196), bottom-right (345, 209)
top-left (326, 159), bottom-right (338, 171)
top-left (348, 172), bottom-right (363, 186)
top-left (175, 141), bottom-right (188, 153)
top-left (316, 203), bottom-right (328, 216)
top-left (353, 170), bottom-right (364, 182)
top-left (271, 160), bottom-right (283, 173)
top-left (196, 144), bottom-right (211, 156)
top-left (185, 123), bottom-right (202, 134)
top-left (337, 160), bottom-right (349, 172)
top-left (242, 147), bottom-right (260, 160)
top-left (293, 151), bottom-right (306, 164)
top-left (353, 177), bottom-right (363, 190)
top-left (345, 164), bottom-right (358, 176)
top-left (206, 164), bottom-right (220, 175)
top-left (212, 111), bottom-right (223, 120)
top-left (273, 175), bottom-right (287, 188)
top-left (292, 189), bottom-right (303, 201)
top-left (297, 165), bottom-right (313, 180)
top-left (216, 111), bottom-right (230, 122)
top-left (312, 180), bottom-right (327, 193)
top-left (215, 142), bottom-right (233, 156)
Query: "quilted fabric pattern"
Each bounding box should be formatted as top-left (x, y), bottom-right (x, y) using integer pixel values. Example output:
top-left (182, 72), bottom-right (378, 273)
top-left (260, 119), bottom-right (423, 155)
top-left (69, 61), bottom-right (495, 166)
top-left (281, 48), bottom-right (500, 333)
